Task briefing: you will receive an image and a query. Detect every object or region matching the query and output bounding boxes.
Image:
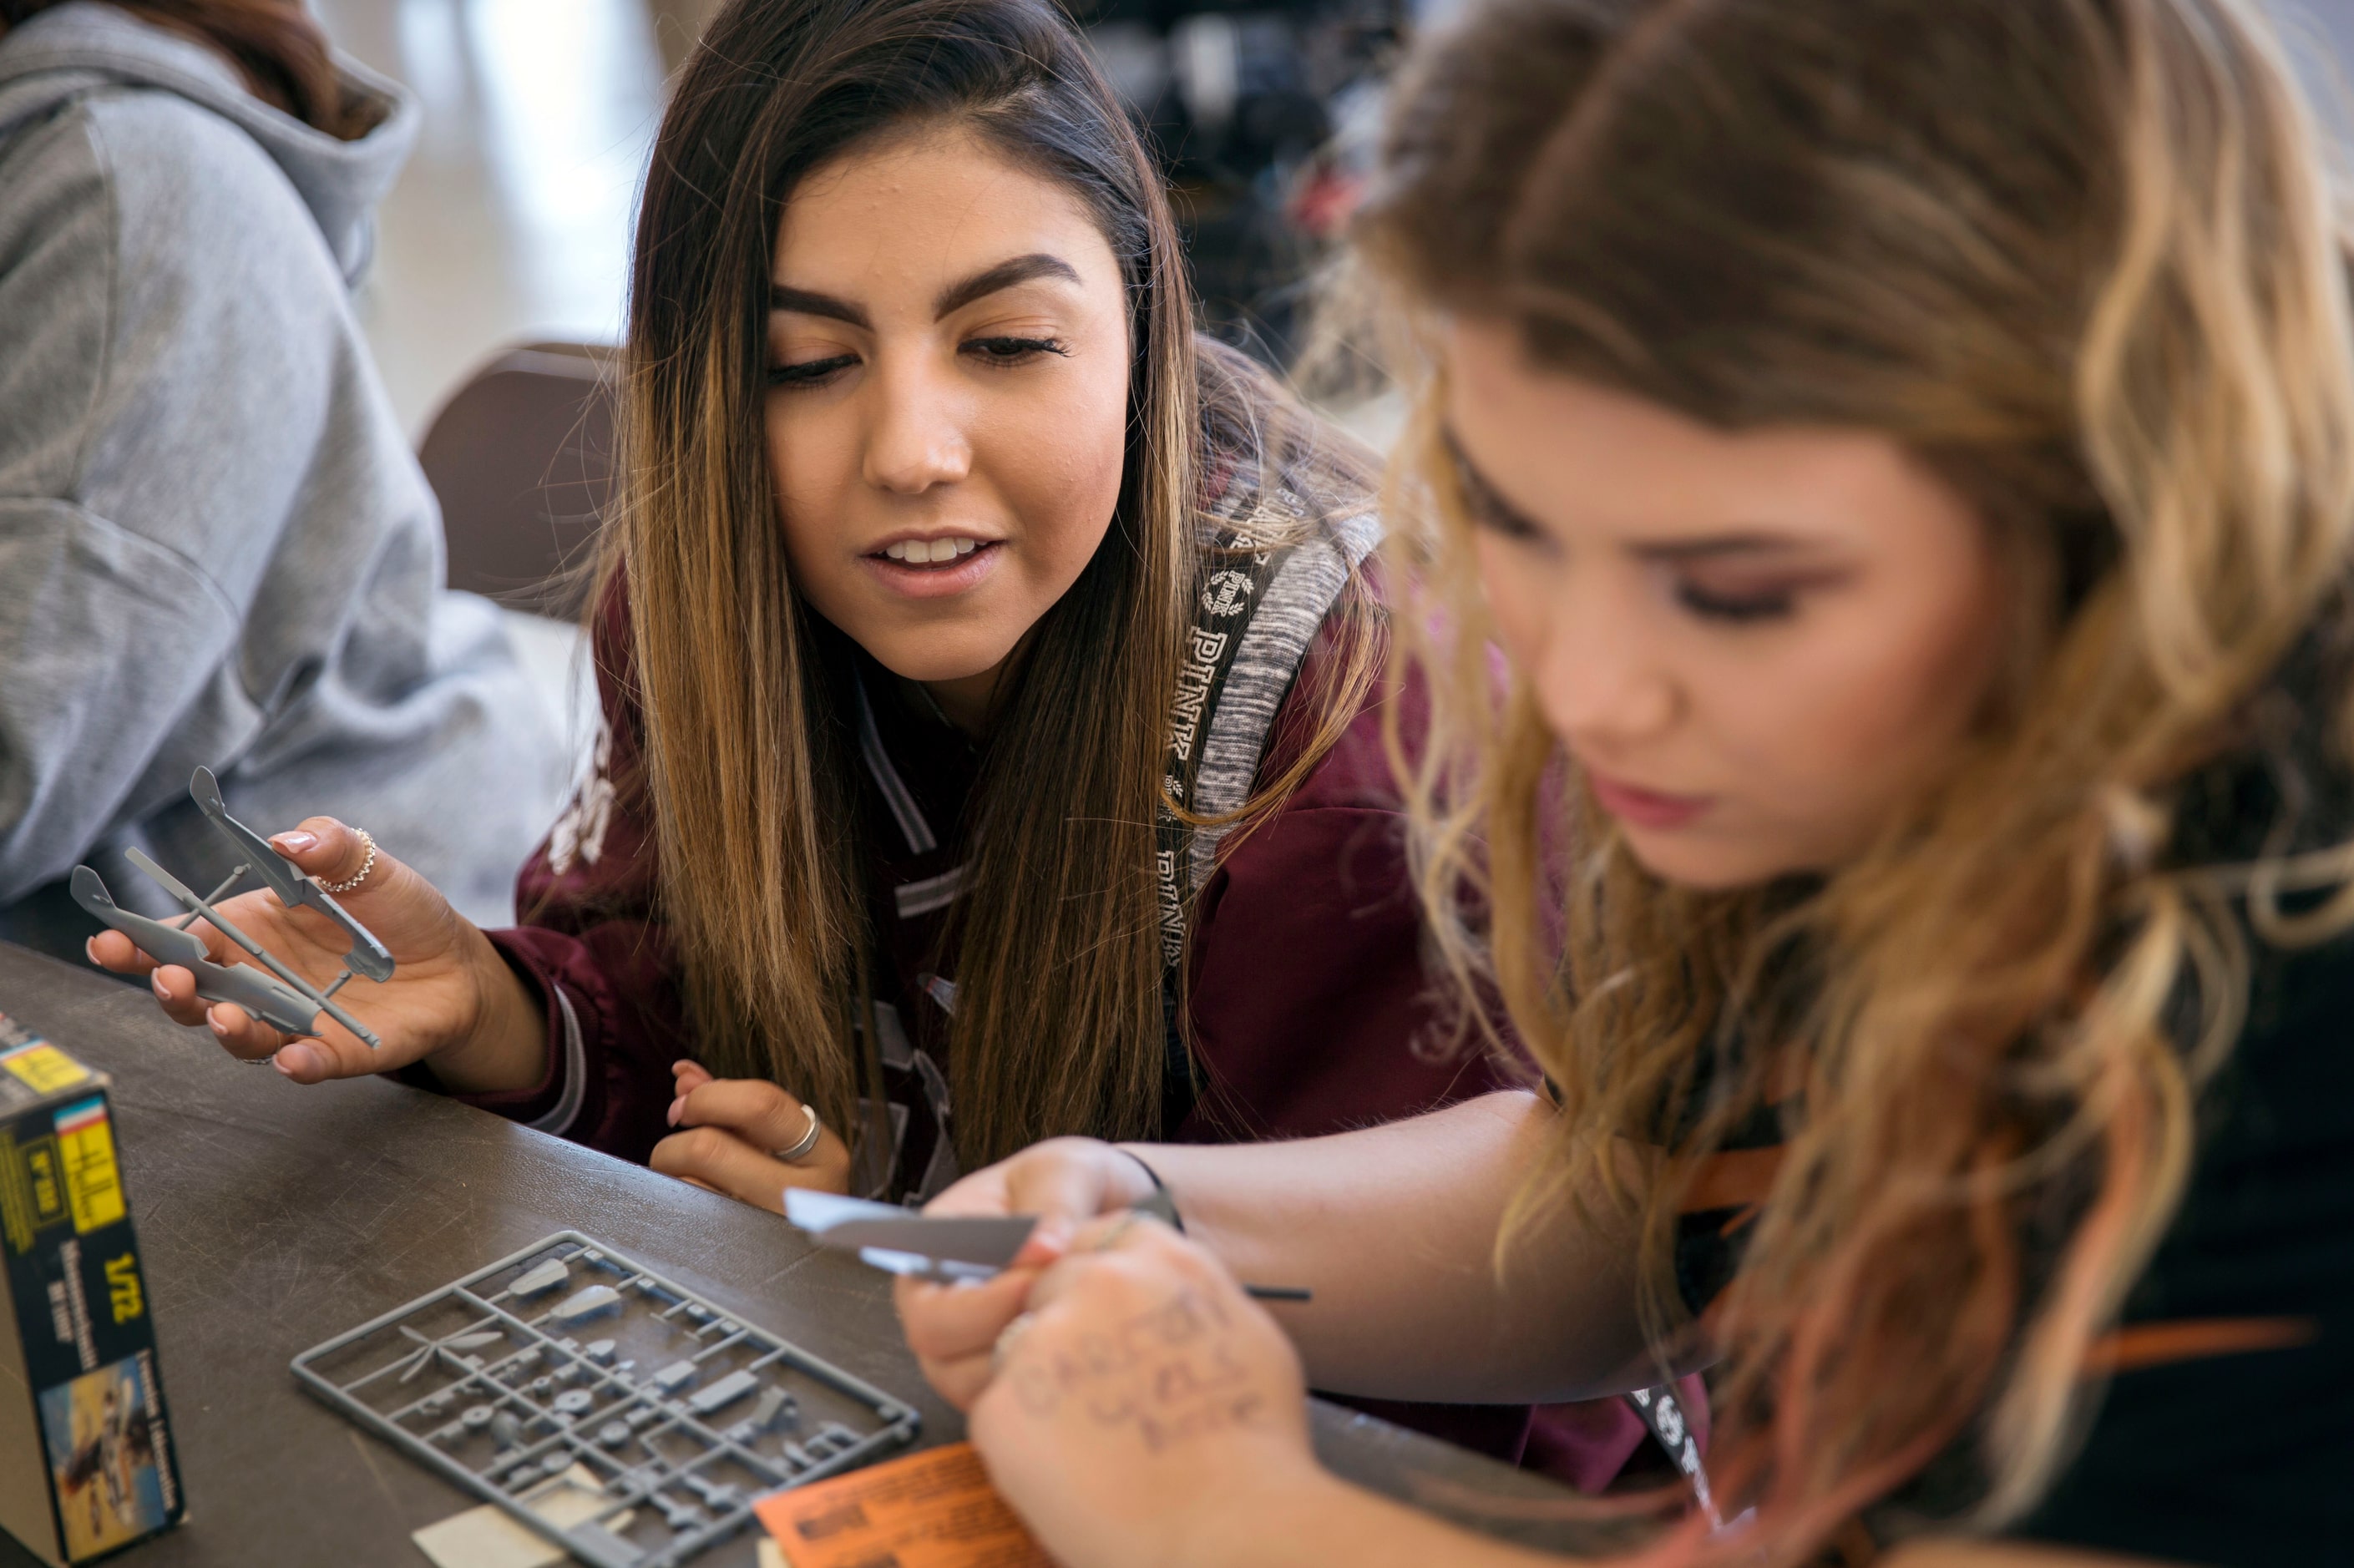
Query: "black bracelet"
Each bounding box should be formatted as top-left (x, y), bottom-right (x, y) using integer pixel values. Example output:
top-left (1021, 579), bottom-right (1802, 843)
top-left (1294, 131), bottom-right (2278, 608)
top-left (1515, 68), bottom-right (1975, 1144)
top-left (1115, 1146), bottom-right (1184, 1233)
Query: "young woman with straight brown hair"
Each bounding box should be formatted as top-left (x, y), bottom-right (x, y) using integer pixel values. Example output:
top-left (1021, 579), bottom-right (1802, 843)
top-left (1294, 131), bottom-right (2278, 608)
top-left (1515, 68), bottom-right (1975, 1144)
top-left (91, 0), bottom-right (1672, 1487)
top-left (893, 0), bottom-right (2354, 1563)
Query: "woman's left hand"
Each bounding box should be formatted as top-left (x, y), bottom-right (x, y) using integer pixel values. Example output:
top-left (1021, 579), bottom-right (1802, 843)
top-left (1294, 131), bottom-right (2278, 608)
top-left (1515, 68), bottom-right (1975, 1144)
top-left (969, 1214), bottom-right (1323, 1568)
top-left (649, 1060), bottom-right (852, 1210)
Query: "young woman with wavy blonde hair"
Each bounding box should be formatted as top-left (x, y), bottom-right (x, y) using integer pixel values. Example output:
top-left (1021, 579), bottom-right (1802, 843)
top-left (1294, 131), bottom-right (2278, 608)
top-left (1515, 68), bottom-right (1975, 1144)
top-left (894, 0), bottom-right (2354, 1562)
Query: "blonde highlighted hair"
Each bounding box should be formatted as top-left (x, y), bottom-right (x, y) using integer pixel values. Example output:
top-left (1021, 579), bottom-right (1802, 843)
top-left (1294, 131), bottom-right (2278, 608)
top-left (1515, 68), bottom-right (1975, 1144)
top-left (1359, 0), bottom-right (2354, 1555)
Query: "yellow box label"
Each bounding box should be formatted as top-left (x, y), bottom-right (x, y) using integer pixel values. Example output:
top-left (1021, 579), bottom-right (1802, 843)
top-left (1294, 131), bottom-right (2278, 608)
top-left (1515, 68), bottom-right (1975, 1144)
top-left (0, 1042), bottom-right (89, 1097)
top-left (53, 1100), bottom-right (125, 1234)
top-left (0, 1131), bottom-right (72, 1252)
top-left (105, 1252), bottom-right (144, 1323)
top-left (23, 1136), bottom-right (65, 1228)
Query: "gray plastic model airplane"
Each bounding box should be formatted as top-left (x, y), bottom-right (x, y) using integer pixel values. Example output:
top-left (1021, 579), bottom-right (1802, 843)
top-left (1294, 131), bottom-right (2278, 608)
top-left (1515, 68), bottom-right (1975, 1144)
top-left (71, 768), bottom-right (392, 1049)
top-left (784, 1191), bottom-right (1038, 1281)
top-left (190, 766), bottom-right (391, 980)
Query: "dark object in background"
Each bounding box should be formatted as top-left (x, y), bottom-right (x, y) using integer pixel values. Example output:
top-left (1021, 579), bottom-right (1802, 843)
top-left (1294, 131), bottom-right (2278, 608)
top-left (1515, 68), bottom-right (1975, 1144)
top-left (1077, 0), bottom-right (1408, 366)
top-left (420, 342), bottom-right (618, 617)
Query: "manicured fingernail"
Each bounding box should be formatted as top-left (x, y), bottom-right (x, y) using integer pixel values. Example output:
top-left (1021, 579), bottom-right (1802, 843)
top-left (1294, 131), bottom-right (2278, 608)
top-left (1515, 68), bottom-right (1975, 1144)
top-left (209, 1012), bottom-right (229, 1036)
top-left (666, 1097), bottom-right (684, 1126)
top-left (271, 831), bottom-right (317, 853)
top-left (152, 973), bottom-right (171, 999)
top-left (271, 1050), bottom-right (295, 1077)
top-left (84, 938), bottom-right (99, 964)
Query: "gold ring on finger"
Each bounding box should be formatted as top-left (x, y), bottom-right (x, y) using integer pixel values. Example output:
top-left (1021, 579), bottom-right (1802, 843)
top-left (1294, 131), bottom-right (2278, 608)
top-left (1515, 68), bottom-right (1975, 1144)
top-left (321, 829), bottom-right (378, 894)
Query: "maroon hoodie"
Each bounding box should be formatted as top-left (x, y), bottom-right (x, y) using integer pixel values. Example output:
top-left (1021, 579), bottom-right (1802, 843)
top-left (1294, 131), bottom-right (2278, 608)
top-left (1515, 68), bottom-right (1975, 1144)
top-left (415, 574), bottom-right (1683, 1486)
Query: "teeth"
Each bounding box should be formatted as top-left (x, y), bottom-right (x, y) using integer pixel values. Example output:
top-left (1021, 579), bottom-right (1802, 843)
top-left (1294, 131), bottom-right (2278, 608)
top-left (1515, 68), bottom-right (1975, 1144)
top-left (882, 538), bottom-right (983, 564)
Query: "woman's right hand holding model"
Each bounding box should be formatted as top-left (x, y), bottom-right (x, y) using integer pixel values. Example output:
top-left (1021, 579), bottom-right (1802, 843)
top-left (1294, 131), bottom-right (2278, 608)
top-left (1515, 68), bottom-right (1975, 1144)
top-left (86, 816), bottom-right (549, 1095)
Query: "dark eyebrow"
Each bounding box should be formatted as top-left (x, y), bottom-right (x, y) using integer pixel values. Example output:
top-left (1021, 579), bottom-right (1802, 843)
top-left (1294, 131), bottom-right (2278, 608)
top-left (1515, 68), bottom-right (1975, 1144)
top-left (1629, 535), bottom-right (1815, 563)
top-left (1443, 425), bottom-right (1820, 560)
top-left (933, 253), bottom-right (1081, 319)
top-left (1441, 425), bottom-right (1547, 536)
top-left (769, 285), bottom-right (868, 329)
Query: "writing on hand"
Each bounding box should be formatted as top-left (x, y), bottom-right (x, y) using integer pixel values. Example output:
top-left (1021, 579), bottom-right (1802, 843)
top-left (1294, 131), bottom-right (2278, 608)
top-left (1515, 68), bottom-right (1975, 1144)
top-left (1009, 1287), bottom-right (1265, 1453)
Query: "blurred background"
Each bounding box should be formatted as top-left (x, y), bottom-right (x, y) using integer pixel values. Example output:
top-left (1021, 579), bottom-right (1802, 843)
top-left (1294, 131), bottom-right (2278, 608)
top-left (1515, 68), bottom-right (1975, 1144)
top-left (315, 0), bottom-right (1439, 438)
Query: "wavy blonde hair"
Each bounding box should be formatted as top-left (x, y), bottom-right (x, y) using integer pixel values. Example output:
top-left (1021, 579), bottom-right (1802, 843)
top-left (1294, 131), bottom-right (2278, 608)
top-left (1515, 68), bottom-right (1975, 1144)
top-left (1359, 0), bottom-right (2354, 1555)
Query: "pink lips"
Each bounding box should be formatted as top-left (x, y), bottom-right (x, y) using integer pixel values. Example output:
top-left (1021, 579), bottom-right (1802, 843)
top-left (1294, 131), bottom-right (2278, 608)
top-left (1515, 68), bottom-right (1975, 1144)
top-left (1585, 768), bottom-right (1712, 830)
top-left (862, 539), bottom-right (1003, 600)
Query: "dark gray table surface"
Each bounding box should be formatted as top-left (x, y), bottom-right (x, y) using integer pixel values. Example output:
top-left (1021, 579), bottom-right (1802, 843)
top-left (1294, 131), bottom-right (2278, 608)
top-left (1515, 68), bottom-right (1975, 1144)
top-left (0, 940), bottom-right (1616, 1567)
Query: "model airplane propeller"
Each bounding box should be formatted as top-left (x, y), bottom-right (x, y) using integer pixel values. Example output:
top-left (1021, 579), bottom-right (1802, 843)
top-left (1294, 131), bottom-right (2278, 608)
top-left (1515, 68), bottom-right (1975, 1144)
top-left (391, 1323), bottom-right (507, 1385)
top-left (72, 767), bottom-right (393, 1049)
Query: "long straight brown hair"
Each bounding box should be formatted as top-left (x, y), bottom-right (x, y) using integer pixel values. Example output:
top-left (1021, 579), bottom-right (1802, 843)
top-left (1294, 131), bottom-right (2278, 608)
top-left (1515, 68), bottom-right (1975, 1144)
top-left (619, 0), bottom-right (1378, 1171)
top-left (0, 0), bottom-right (368, 136)
top-left (1363, 0), bottom-right (2354, 1557)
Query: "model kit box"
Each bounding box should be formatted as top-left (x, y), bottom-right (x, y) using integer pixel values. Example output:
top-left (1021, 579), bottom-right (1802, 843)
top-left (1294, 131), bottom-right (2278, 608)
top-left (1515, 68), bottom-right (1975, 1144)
top-left (0, 1016), bottom-right (184, 1565)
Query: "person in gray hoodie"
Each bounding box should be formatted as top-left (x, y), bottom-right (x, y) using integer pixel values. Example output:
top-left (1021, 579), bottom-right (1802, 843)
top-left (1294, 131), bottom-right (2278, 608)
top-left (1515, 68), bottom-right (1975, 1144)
top-left (0, 0), bottom-right (568, 948)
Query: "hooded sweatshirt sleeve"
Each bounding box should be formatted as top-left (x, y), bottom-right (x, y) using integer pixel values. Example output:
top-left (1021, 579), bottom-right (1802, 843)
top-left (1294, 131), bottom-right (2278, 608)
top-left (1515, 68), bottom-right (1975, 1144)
top-left (0, 86), bottom-right (351, 899)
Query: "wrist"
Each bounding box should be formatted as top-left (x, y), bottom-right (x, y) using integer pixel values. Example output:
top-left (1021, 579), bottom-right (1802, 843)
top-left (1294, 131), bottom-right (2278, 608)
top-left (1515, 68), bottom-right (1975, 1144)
top-left (429, 929), bottom-right (549, 1094)
top-left (1160, 1447), bottom-right (1353, 1568)
top-left (1107, 1143), bottom-right (1175, 1216)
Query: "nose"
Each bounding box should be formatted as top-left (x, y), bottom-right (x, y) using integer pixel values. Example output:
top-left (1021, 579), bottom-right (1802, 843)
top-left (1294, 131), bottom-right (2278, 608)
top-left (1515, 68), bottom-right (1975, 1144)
top-left (863, 352), bottom-right (973, 495)
top-left (1526, 586), bottom-right (1681, 751)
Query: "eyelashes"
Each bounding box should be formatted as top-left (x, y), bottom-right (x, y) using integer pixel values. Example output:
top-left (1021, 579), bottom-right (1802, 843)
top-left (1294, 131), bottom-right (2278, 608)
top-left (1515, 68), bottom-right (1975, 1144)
top-left (767, 354), bottom-right (858, 387)
top-left (962, 335), bottom-right (1068, 366)
top-left (1673, 583), bottom-right (1799, 624)
top-left (765, 336), bottom-right (1071, 389)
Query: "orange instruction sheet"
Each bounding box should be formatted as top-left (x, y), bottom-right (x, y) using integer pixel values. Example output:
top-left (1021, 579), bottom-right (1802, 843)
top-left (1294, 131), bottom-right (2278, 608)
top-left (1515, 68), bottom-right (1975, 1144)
top-left (753, 1442), bottom-right (1052, 1568)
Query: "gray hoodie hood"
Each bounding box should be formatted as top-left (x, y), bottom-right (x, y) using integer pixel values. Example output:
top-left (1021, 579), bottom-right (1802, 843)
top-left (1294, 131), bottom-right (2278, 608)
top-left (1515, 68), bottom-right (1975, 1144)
top-left (0, 1), bottom-right (416, 281)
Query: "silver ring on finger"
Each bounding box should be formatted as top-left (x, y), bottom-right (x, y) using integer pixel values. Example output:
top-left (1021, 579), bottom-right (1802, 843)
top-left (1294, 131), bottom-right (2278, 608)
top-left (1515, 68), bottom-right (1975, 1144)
top-left (321, 829), bottom-right (378, 894)
top-left (238, 1050), bottom-right (279, 1067)
top-left (990, 1310), bottom-right (1038, 1376)
top-left (773, 1105), bottom-right (823, 1163)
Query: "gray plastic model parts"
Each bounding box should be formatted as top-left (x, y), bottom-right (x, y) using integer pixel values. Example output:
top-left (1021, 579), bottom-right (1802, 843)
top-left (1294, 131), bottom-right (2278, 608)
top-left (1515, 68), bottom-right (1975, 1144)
top-left (547, 1286), bottom-right (621, 1326)
top-left (70, 867), bottom-right (328, 1038)
top-left (292, 1232), bottom-right (919, 1568)
top-left (190, 766), bottom-right (392, 981)
top-left (71, 767), bottom-right (394, 1049)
